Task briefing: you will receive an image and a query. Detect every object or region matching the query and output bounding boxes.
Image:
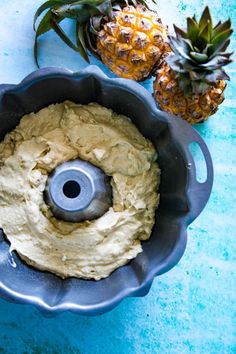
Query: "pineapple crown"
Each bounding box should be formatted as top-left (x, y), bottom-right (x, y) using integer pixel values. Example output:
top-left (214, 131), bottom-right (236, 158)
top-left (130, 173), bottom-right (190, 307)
top-left (166, 6), bottom-right (233, 95)
top-left (34, 0), bottom-right (153, 66)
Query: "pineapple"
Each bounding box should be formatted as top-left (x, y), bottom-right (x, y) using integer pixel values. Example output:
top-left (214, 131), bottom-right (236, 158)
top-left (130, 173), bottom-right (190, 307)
top-left (34, 0), bottom-right (169, 81)
top-left (153, 7), bottom-right (233, 124)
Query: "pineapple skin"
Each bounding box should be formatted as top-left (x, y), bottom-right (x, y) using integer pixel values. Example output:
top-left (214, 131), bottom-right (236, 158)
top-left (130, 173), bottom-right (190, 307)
top-left (153, 63), bottom-right (226, 124)
top-left (97, 5), bottom-right (169, 81)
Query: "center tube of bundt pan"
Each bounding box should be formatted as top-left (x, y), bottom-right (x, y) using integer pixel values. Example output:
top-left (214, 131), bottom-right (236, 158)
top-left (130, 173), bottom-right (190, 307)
top-left (44, 159), bottom-right (112, 222)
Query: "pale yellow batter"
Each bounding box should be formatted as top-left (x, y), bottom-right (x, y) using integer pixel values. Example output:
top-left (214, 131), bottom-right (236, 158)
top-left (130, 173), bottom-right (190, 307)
top-left (0, 101), bottom-right (160, 280)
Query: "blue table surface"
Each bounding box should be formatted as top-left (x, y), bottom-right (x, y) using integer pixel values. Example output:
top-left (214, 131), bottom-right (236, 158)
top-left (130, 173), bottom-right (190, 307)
top-left (0, 0), bottom-right (235, 353)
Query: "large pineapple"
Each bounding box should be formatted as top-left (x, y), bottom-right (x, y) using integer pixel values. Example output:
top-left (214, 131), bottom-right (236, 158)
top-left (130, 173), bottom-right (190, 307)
top-left (153, 7), bottom-right (233, 124)
top-left (34, 0), bottom-right (169, 81)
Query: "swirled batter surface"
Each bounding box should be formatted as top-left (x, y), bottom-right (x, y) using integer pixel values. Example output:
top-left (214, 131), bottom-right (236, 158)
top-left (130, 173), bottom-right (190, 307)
top-left (0, 101), bottom-right (160, 279)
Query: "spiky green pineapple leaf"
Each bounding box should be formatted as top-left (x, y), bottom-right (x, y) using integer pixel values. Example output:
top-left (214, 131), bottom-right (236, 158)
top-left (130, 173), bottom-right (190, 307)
top-left (211, 28), bottom-right (233, 50)
top-left (84, 21), bottom-right (100, 58)
top-left (203, 43), bottom-right (213, 55)
top-left (76, 21), bottom-right (90, 61)
top-left (199, 6), bottom-right (212, 32)
top-left (52, 4), bottom-right (84, 19)
top-left (190, 51), bottom-right (208, 63)
top-left (50, 15), bottom-right (89, 62)
top-left (166, 55), bottom-right (185, 73)
top-left (218, 39), bottom-right (231, 53)
top-left (187, 17), bottom-right (199, 42)
top-left (205, 69), bottom-right (230, 83)
top-left (183, 38), bottom-right (194, 51)
top-left (174, 24), bottom-right (187, 39)
top-left (96, 0), bottom-right (113, 17)
top-left (199, 21), bottom-right (211, 42)
top-left (210, 40), bottom-right (232, 58)
top-left (213, 21), bottom-right (222, 31)
top-left (34, 10), bottom-right (63, 67)
top-left (219, 51), bottom-right (234, 59)
top-left (33, 0), bottom-right (92, 66)
top-left (168, 36), bottom-right (191, 60)
top-left (34, 1), bottom-right (68, 30)
top-left (36, 9), bottom-right (54, 36)
top-left (34, 0), bottom-right (82, 30)
top-left (212, 19), bottom-right (231, 38)
top-left (167, 54), bottom-right (197, 72)
top-left (200, 54), bottom-right (233, 69)
top-left (194, 36), bottom-right (208, 52)
top-left (90, 15), bottom-right (103, 33)
top-left (168, 6), bottom-right (233, 96)
top-left (52, 1), bottom-right (104, 20)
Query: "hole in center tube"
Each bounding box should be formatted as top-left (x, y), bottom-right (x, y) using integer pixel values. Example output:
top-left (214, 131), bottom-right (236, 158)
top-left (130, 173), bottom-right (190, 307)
top-left (63, 180), bottom-right (81, 198)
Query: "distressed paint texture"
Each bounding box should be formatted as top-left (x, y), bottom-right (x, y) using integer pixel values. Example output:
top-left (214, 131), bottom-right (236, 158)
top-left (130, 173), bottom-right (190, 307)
top-left (0, 0), bottom-right (236, 353)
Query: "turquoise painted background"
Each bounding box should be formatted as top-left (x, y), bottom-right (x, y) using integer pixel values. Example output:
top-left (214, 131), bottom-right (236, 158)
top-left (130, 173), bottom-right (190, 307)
top-left (0, 0), bottom-right (235, 353)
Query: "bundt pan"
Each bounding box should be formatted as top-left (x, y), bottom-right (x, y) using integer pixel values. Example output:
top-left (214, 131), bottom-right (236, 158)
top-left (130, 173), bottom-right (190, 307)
top-left (0, 66), bottom-right (213, 315)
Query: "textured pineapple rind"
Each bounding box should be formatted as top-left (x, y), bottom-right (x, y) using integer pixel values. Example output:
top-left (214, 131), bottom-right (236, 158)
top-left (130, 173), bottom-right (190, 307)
top-left (153, 63), bottom-right (226, 124)
top-left (97, 5), bottom-right (169, 81)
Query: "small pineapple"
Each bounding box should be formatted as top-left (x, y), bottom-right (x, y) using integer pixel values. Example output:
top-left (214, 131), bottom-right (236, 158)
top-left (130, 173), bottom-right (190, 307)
top-left (34, 0), bottom-right (169, 81)
top-left (153, 7), bottom-right (233, 124)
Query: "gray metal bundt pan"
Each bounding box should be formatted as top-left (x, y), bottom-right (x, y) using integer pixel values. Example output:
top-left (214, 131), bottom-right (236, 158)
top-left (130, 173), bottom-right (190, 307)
top-left (0, 66), bottom-right (213, 315)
